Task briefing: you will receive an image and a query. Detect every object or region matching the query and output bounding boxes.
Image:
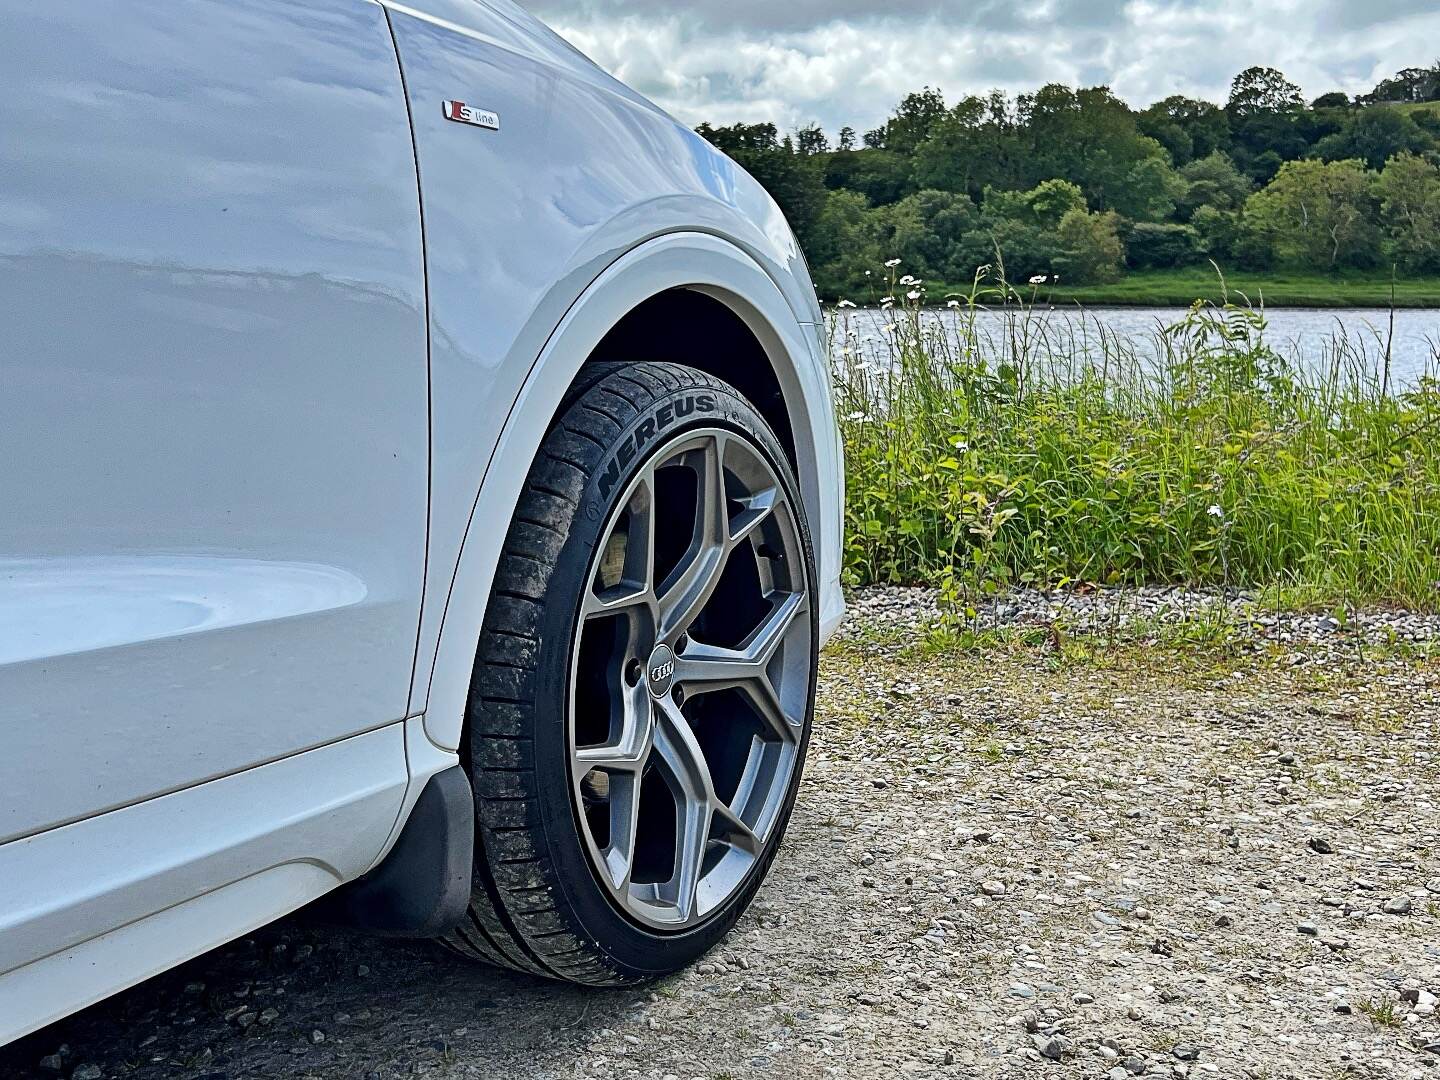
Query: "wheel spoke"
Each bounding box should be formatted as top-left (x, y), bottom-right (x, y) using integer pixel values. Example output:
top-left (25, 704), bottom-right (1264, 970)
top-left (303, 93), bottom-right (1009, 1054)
top-left (671, 591), bottom-right (806, 746)
top-left (745, 674), bottom-right (801, 744)
top-left (653, 699), bottom-right (717, 920)
top-left (602, 769), bottom-right (643, 891)
top-left (574, 679), bottom-right (654, 770)
top-left (573, 686), bottom-right (652, 890)
top-left (727, 486), bottom-right (779, 548)
top-left (656, 435), bottom-right (730, 640)
top-left (583, 469), bottom-right (658, 622)
top-left (713, 802), bottom-right (761, 856)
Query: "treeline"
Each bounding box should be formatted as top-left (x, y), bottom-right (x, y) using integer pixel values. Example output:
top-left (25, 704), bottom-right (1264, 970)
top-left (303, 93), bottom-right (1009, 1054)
top-left (696, 64), bottom-right (1440, 296)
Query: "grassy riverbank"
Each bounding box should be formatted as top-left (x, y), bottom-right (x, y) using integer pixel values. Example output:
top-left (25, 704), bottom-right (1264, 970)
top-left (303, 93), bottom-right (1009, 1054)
top-left (1026, 268), bottom-right (1440, 309)
top-left (835, 279), bottom-right (1440, 610)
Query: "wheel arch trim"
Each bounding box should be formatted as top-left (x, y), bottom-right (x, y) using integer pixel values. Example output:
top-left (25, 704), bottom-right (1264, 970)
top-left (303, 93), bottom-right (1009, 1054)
top-left (418, 231), bottom-right (834, 752)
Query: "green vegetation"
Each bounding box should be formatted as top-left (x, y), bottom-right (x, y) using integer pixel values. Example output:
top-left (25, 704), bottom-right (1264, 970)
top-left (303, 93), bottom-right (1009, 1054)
top-left (697, 63), bottom-right (1440, 303)
top-left (835, 271), bottom-right (1440, 609)
top-left (1025, 268), bottom-right (1440, 308)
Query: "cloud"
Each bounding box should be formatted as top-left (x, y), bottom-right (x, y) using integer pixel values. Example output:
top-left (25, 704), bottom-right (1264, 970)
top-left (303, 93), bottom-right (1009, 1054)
top-left (523, 0), bottom-right (1440, 134)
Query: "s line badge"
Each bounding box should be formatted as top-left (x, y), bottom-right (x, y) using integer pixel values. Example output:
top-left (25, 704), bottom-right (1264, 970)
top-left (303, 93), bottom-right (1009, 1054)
top-left (442, 101), bottom-right (500, 131)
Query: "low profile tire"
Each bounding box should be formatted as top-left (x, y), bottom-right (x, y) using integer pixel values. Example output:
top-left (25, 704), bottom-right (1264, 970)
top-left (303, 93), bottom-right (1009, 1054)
top-left (442, 362), bottom-right (818, 985)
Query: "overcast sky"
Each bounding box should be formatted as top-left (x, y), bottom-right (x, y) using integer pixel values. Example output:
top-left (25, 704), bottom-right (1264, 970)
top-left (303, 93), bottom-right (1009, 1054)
top-left (523, 0), bottom-right (1440, 136)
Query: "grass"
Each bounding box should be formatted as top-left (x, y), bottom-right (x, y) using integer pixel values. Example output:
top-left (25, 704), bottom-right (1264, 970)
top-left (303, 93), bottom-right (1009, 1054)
top-left (833, 266), bottom-right (1440, 612)
top-left (1387, 101), bottom-right (1440, 119)
top-left (1030, 268), bottom-right (1440, 309)
top-left (1356, 995), bottom-right (1405, 1028)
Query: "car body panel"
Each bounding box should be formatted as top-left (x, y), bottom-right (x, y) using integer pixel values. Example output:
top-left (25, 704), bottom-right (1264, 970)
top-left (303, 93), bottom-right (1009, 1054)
top-left (382, 1), bottom-right (837, 729)
top-left (0, 0), bottom-right (429, 843)
top-left (415, 231), bottom-right (845, 752)
top-left (0, 0), bottom-right (843, 1045)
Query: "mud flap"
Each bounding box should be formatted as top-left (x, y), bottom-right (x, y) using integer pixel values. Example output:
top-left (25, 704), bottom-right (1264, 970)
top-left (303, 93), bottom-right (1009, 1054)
top-left (327, 766), bottom-right (474, 937)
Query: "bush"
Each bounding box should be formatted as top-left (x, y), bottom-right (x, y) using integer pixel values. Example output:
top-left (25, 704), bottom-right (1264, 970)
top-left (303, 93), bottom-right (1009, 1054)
top-left (1126, 222), bottom-right (1201, 269)
top-left (1053, 209), bottom-right (1124, 283)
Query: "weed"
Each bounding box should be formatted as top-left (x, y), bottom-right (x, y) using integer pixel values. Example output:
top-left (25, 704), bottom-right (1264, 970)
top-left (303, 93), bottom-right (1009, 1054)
top-left (1357, 995), bottom-right (1404, 1027)
top-left (835, 265), bottom-right (1440, 614)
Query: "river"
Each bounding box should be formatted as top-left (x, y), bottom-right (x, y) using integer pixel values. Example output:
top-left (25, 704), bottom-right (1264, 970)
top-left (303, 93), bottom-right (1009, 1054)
top-left (832, 306), bottom-right (1440, 390)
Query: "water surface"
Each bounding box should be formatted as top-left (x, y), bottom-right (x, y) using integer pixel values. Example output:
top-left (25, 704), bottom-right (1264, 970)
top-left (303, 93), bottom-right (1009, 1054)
top-left (834, 306), bottom-right (1440, 390)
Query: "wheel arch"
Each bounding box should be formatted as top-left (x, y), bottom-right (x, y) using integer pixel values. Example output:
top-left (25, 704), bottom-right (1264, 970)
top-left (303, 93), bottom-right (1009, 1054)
top-left (417, 231), bottom-right (833, 753)
top-left (583, 289), bottom-right (797, 471)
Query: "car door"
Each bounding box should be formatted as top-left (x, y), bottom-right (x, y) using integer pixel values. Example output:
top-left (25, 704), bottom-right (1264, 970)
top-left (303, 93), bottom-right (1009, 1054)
top-left (0, 0), bottom-right (429, 844)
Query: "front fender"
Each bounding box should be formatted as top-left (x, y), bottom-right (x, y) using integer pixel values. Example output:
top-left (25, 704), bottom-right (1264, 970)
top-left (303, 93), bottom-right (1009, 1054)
top-left (418, 232), bottom-right (839, 752)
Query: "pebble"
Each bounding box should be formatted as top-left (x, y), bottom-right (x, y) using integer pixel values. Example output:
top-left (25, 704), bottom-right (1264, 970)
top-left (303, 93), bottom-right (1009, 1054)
top-left (8, 591), bottom-right (1438, 1080)
top-left (1031, 1033), bottom-right (1070, 1060)
top-left (1383, 897), bottom-right (1413, 915)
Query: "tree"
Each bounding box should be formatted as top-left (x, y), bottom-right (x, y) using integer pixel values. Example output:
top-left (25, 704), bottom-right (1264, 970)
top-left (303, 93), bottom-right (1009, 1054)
top-left (1053, 209), bottom-right (1124, 283)
top-left (955, 215), bottom-right (1051, 282)
top-left (837, 126), bottom-right (857, 152)
top-left (911, 92), bottom-right (1023, 199)
top-left (1138, 96), bottom-right (1231, 165)
top-left (1376, 152), bottom-right (1440, 272)
top-left (1191, 205), bottom-right (1241, 261)
top-left (1365, 63), bottom-right (1440, 105)
top-left (1242, 158), bottom-right (1380, 268)
top-left (821, 149), bottom-right (913, 206)
top-left (878, 87), bottom-right (949, 155)
top-left (1314, 108), bottom-right (1434, 170)
top-left (1126, 222), bottom-right (1201, 268)
top-left (1178, 152), bottom-right (1252, 216)
top-left (1111, 156), bottom-right (1184, 221)
top-left (795, 124), bottom-right (830, 156)
top-left (1227, 67), bottom-right (1304, 119)
top-left (695, 121), bottom-right (782, 154)
top-left (1311, 92), bottom-right (1352, 110)
top-left (1019, 84), bottom-right (1175, 214)
top-left (875, 190), bottom-right (980, 283)
top-left (1024, 179), bottom-right (1087, 225)
top-left (809, 190), bottom-right (882, 294)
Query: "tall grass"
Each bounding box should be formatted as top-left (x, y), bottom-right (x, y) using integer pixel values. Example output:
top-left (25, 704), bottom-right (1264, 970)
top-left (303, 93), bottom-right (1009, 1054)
top-left (834, 268), bottom-right (1440, 610)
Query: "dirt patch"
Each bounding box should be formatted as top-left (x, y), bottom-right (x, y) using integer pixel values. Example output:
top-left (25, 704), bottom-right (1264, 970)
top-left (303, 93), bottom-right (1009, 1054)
top-left (5, 593), bottom-right (1438, 1080)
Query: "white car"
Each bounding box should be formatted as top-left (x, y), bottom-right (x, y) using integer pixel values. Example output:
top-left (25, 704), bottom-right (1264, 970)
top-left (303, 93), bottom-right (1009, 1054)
top-left (0, 0), bottom-right (843, 1044)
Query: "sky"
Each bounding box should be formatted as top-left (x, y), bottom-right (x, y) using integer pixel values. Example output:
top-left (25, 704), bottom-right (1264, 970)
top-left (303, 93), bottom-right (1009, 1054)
top-left (523, 0), bottom-right (1440, 136)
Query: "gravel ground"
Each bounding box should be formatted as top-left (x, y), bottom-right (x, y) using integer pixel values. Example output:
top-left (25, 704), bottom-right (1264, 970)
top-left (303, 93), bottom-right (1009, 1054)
top-left (4, 588), bottom-right (1438, 1080)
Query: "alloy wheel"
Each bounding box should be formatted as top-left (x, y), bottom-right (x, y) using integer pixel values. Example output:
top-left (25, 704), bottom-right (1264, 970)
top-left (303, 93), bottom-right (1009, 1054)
top-left (568, 428), bottom-right (811, 931)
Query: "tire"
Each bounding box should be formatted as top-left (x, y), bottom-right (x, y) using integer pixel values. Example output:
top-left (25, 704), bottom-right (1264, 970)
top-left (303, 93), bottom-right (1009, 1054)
top-left (442, 362), bottom-right (818, 985)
